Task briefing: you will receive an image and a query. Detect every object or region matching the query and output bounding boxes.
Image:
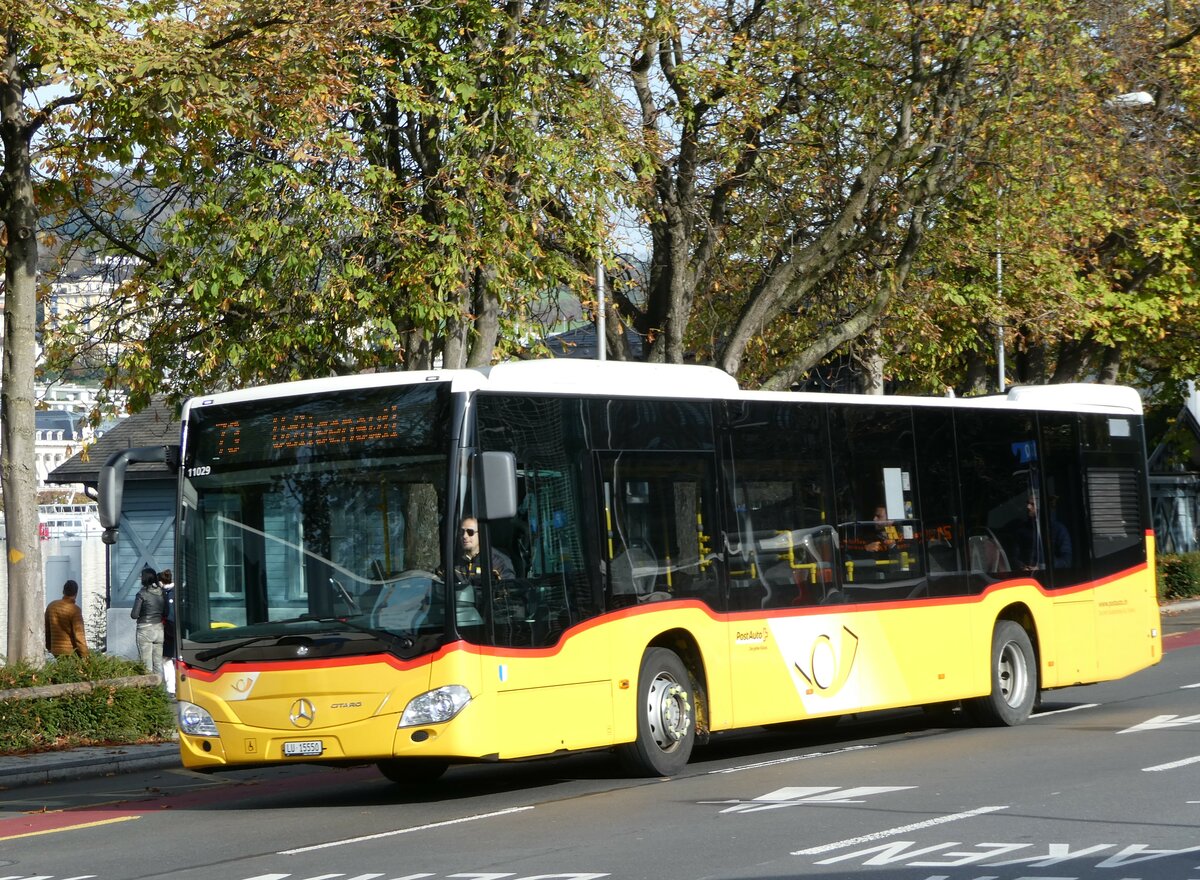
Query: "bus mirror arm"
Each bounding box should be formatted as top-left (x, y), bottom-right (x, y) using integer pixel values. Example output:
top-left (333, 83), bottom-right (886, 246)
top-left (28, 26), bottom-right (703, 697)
top-left (98, 445), bottom-right (179, 545)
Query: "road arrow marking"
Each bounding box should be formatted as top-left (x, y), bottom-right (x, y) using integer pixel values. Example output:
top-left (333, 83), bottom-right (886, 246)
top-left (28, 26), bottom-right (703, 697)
top-left (707, 785), bottom-right (915, 813)
top-left (1117, 713), bottom-right (1200, 734)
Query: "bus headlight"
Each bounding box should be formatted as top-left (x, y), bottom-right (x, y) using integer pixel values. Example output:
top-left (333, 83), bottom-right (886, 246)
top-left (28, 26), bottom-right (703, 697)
top-left (399, 685), bottom-right (472, 727)
top-left (177, 701), bottom-right (220, 737)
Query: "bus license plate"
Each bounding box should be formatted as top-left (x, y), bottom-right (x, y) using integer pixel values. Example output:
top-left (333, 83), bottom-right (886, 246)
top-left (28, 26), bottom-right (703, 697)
top-left (283, 740), bottom-right (324, 757)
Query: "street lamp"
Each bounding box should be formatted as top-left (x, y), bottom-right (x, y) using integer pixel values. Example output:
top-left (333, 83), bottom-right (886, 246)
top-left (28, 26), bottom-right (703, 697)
top-left (596, 254), bottom-right (606, 362)
top-left (1105, 91), bottom-right (1154, 109)
top-left (996, 91), bottom-right (1155, 392)
top-left (995, 183), bottom-right (1008, 392)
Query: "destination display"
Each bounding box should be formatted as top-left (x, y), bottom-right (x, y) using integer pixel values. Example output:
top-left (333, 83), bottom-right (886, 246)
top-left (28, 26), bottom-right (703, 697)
top-left (185, 383), bottom-right (451, 472)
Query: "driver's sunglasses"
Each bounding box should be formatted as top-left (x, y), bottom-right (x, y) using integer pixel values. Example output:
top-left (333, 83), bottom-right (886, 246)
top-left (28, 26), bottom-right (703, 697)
top-left (460, 528), bottom-right (477, 536)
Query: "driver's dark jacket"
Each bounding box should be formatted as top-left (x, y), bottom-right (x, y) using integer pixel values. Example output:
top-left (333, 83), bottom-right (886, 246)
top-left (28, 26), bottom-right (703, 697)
top-left (455, 549), bottom-right (515, 583)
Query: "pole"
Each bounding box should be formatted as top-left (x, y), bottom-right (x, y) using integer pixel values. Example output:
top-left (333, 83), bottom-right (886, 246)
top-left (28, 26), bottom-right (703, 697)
top-left (995, 190), bottom-right (1005, 392)
top-left (995, 243), bottom-right (1004, 392)
top-left (596, 254), bottom-right (606, 362)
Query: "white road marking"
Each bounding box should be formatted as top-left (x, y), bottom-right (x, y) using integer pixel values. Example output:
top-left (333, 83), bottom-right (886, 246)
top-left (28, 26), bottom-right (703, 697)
top-left (708, 744), bottom-right (876, 774)
top-left (1034, 702), bottom-right (1099, 717)
top-left (708, 785), bottom-right (915, 813)
top-left (277, 806), bottom-right (535, 854)
top-left (791, 805), bottom-right (1009, 856)
top-left (1183, 682), bottom-right (1200, 689)
top-left (1118, 713), bottom-right (1200, 734)
top-left (1143, 754), bottom-right (1200, 772)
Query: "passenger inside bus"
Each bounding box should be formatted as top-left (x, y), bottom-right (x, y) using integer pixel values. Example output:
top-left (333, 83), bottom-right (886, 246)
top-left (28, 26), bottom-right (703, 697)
top-left (1012, 493), bottom-right (1072, 572)
top-left (864, 505), bottom-right (902, 553)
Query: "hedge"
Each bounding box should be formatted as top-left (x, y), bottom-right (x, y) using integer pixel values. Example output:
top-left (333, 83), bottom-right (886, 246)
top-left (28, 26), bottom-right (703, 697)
top-left (0, 655), bottom-right (176, 754)
top-left (1157, 552), bottom-right (1200, 602)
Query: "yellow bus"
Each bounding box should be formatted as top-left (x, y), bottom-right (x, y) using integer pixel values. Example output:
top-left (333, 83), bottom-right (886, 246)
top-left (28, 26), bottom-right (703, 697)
top-left (99, 360), bottom-right (1162, 780)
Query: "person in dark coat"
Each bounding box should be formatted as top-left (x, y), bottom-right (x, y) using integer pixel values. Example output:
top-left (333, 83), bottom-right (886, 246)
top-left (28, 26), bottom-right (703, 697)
top-left (131, 567), bottom-right (166, 675)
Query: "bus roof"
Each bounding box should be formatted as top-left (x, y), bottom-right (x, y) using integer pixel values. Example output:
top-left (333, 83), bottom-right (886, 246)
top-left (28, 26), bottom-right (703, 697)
top-left (181, 361), bottom-right (1142, 417)
top-left (739, 382), bottom-right (1143, 414)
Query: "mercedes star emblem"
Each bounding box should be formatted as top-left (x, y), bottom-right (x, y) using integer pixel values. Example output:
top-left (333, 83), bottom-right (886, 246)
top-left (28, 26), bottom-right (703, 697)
top-left (289, 698), bottom-right (316, 728)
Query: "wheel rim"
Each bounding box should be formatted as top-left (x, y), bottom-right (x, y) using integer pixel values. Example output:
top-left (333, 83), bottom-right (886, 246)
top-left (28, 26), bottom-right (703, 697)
top-left (646, 672), bottom-right (692, 751)
top-left (997, 639), bottom-right (1028, 708)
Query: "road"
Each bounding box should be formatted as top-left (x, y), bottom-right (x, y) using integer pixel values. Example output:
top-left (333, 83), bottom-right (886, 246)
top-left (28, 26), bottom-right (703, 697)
top-left (2, 638), bottom-right (1198, 880)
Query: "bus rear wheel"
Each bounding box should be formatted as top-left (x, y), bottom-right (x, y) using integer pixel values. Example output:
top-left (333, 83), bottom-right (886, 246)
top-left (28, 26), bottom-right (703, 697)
top-left (377, 758), bottom-right (448, 784)
top-left (618, 647), bottom-right (696, 777)
top-left (969, 620), bottom-right (1037, 726)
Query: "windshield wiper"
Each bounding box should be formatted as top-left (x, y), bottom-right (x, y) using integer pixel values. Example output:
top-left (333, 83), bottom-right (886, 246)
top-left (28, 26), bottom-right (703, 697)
top-left (192, 616), bottom-right (419, 663)
top-left (194, 635), bottom-right (281, 662)
top-left (191, 618), bottom-right (357, 661)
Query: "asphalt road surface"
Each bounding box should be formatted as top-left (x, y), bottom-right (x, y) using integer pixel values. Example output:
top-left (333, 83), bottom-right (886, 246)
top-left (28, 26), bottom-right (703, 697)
top-left (2, 638), bottom-right (1198, 880)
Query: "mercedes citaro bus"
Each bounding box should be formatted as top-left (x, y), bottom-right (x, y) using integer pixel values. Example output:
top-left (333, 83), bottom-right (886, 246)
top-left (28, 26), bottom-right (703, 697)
top-left (99, 360), bottom-right (1161, 781)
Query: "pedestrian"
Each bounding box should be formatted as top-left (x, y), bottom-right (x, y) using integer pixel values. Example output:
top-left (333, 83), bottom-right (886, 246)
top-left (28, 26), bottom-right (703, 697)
top-left (159, 568), bottom-right (176, 695)
top-left (131, 567), bottom-right (166, 676)
top-left (45, 579), bottom-right (89, 658)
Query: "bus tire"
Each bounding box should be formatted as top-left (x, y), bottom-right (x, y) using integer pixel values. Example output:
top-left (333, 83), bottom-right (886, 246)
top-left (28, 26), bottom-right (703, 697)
top-left (618, 647), bottom-right (696, 777)
top-left (969, 620), bottom-right (1037, 726)
top-left (376, 758), bottom-right (448, 784)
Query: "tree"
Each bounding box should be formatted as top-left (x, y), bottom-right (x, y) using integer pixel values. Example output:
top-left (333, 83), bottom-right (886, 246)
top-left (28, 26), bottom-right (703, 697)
top-left (603, 0), bottom-right (1068, 391)
top-left (2, 1), bottom-right (156, 662)
top-left (45, 0), bottom-right (632, 410)
top-left (873, 0), bottom-right (1200, 397)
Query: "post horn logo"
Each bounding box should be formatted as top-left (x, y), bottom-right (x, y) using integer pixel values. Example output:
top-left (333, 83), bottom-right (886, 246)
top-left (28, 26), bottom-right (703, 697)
top-left (289, 698), bottom-right (316, 728)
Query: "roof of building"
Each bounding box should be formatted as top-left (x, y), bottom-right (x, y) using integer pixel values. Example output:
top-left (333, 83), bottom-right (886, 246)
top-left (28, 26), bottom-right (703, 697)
top-left (543, 324), bottom-right (646, 360)
top-left (35, 409), bottom-right (83, 440)
top-left (46, 398), bottom-right (181, 486)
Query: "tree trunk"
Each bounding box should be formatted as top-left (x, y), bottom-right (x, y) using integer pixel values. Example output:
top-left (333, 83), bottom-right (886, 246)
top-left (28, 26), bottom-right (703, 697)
top-left (1, 54), bottom-right (46, 663)
top-left (1098, 344), bottom-right (1121, 384)
top-left (960, 349), bottom-right (991, 397)
top-left (860, 329), bottom-right (885, 395)
top-left (466, 268), bottom-right (499, 369)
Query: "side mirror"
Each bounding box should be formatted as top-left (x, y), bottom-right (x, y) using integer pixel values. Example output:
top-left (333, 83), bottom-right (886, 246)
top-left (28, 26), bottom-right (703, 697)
top-left (478, 451), bottom-right (517, 522)
top-left (98, 445), bottom-right (178, 544)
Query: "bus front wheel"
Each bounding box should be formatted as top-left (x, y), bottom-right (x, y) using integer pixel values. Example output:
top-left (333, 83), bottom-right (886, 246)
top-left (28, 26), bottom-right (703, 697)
top-left (969, 620), bottom-right (1037, 726)
top-left (618, 647), bottom-right (696, 777)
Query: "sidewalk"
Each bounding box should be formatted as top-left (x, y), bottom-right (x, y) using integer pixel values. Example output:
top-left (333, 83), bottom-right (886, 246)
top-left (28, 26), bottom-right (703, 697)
top-left (0, 741), bottom-right (181, 789)
top-left (5, 600), bottom-right (1200, 791)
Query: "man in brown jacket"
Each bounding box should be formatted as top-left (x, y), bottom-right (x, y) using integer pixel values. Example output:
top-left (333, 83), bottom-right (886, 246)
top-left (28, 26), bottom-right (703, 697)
top-left (45, 579), bottom-right (89, 658)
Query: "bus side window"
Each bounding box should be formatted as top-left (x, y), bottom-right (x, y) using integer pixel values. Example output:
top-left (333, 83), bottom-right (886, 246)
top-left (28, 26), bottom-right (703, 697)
top-left (602, 453), bottom-right (721, 611)
top-left (830, 405), bottom-right (925, 600)
top-left (725, 401), bottom-right (838, 609)
top-left (954, 410), bottom-right (1037, 590)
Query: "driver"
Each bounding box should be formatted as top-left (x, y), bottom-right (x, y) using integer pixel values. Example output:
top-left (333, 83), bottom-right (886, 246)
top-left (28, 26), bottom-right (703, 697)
top-left (455, 516), bottom-right (515, 583)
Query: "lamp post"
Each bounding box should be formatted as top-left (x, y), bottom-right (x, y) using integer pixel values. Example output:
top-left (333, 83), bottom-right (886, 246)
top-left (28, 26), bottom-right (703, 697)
top-left (996, 235), bottom-right (1005, 392)
top-left (994, 91), bottom-right (1153, 392)
top-left (595, 254), bottom-right (606, 362)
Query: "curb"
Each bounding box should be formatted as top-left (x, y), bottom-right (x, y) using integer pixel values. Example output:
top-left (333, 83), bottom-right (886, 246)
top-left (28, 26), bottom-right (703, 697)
top-left (0, 742), bottom-right (181, 790)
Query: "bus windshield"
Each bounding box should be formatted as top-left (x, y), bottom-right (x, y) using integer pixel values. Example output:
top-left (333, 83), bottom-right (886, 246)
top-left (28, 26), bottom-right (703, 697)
top-left (178, 383), bottom-right (454, 665)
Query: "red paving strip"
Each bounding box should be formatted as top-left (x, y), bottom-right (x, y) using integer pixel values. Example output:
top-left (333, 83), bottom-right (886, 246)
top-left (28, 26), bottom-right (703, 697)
top-left (0, 764), bottom-right (382, 841)
top-left (1164, 629), bottom-right (1200, 652)
top-left (0, 809), bottom-right (142, 841)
